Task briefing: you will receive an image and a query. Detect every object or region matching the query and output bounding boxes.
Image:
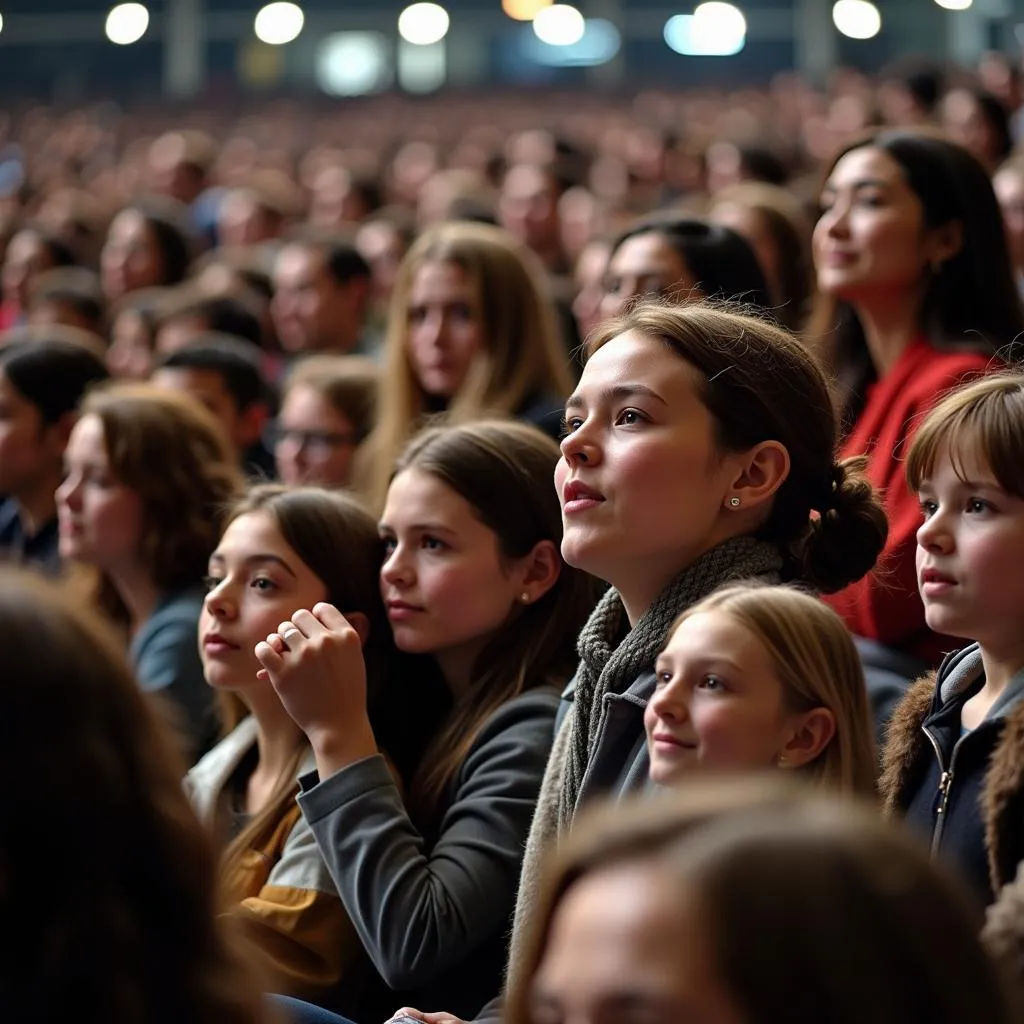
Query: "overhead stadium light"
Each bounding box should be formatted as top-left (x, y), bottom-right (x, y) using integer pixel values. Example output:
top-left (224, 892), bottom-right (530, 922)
top-left (106, 3), bottom-right (150, 45)
top-left (254, 2), bottom-right (305, 45)
top-left (832, 0), bottom-right (881, 38)
top-left (398, 3), bottom-right (450, 45)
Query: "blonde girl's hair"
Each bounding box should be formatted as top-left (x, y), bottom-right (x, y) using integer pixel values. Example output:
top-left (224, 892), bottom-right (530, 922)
top-left (356, 221), bottom-right (575, 510)
top-left (905, 371), bottom-right (1024, 497)
top-left (504, 779), bottom-right (1014, 1024)
top-left (666, 582), bottom-right (877, 797)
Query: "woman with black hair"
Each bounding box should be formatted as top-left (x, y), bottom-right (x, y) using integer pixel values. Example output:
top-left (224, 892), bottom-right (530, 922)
top-left (101, 198), bottom-right (194, 303)
top-left (599, 215), bottom-right (772, 320)
top-left (810, 130), bottom-right (1024, 668)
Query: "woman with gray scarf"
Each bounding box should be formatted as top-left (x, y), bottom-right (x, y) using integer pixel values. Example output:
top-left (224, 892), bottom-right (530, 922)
top-left (345, 300), bottom-right (889, 1024)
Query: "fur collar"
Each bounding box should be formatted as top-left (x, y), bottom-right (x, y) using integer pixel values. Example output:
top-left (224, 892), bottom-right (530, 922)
top-left (879, 671), bottom-right (1024, 890)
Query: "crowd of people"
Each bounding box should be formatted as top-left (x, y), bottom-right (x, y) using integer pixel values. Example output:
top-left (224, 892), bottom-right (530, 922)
top-left (8, 49), bottom-right (1024, 1024)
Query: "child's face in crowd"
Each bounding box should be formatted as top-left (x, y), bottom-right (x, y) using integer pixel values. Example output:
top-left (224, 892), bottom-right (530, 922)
top-left (379, 467), bottom-right (539, 689)
top-left (405, 260), bottom-right (484, 401)
top-left (56, 414), bottom-right (144, 572)
top-left (200, 510), bottom-right (327, 691)
top-left (916, 442), bottom-right (1024, 656)
top-left (274, 383), bottom-right (358, 489)
top-left (529, 861), bottom-right (747, 1024)
top-left (646, 611), bottom-right (814, 784)
top-left (556, 330), bottom-right (743, 601)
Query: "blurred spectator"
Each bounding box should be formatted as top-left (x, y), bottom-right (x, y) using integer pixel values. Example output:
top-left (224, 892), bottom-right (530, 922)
top-left (106, 286), bottom-right (171, 380)
top-left (271, 230), bottom-right (373, 357)
top-left (0, 225), bottom-right (76, 329)
top-left (310, 164), bottom-right (382, 229)
top-left (571, 236), bottom-right (612, 342)
top-left (154, 285), bottom-right (265, 356)
top-left (26, 265), bottom-right (106, 337)
top-left (147, 129), bottom-right (217, 207)
top-left (500, 162), bottom-right (570, 276)
top-left (100, 198), bottom-right (194, 303)
top-left (0, 569), bottom-right (270, 1024)
top-left (0, 339), bottom-right (108, 573)
top-left (151, 335), bottom-right (275, 479)
top-left (942, 86), bottom-right (1013, 174)
top-left (709, 181), bottom-right (815, 331)
top-left (600, 215), bottom-right (771, 319)
top-left (57, 383), bottom-right (244, 761)
top-left (273, 354), bottom-right (377, 489)
top-left (357, 221), bottom-right (573, 509)
top-left (994, 154), bottom-right (1024, 295)
top-left (877, 57), bottom-right (946, 127)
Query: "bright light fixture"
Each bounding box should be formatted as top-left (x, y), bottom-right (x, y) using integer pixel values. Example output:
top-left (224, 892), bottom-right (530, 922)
top-left (504, 0), bottom-right (552, 20)
top-left (935, 0), bottom-right (971, 9)
top-left (832, 0), bottom-right (881, 38)
top-left (533, 4), bottom-right (585, 45)
top-left (398, 3), bottom-right (450, 45)
top-left (105, 3), bottom-right (150, 45)
top-left (664, 2), bottom-right (746, 56)
top-left (254, 2), bottom-right (304, 45)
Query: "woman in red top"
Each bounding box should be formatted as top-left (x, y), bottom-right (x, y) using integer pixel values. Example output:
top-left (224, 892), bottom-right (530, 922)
top-left (810, 131), bottom-right (1024, 667)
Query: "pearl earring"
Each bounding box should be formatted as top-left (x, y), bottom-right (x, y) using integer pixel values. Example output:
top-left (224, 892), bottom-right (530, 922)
top-left (520, 593), bottom-right (530, 604)
top-left (729, 497), bottom-right (741, 508)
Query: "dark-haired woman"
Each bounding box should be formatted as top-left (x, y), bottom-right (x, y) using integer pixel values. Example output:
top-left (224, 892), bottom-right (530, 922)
top-left (810, 131), bottom-right (1024, 668)
top-left (101, 199), bottom-right (194, 303)
top-left (0, 339), bottom-right (108, 572)
top-left (599, 215), bottom-right (772, 320)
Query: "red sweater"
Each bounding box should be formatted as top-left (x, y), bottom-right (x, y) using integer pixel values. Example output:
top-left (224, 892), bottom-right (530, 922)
top-left (824, 337), bottom-right (996, 667)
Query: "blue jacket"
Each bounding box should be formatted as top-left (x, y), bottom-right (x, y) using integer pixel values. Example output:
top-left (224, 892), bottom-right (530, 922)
top-left (130, 585), bottom-right (216, 762)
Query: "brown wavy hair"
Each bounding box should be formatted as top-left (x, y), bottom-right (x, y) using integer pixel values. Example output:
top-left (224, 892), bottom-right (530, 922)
top-left (80, 382), bottom-right (244, 620)
top-left (212, 484), bottom-right (402, 878)
top-left (506, 778), bottom-right (1014, 1024)
top-left (0, 569), bottom-right (270, 1024)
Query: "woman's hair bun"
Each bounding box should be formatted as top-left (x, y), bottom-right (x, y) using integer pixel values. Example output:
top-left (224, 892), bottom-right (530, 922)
top-left (794, 456), bottom-right (889, 594)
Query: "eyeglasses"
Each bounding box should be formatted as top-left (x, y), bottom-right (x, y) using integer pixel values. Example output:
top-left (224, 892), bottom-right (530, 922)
top-left (266, 424), bottom-right (358, 459)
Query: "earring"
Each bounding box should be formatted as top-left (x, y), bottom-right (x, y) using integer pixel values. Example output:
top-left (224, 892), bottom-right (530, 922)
top-left (729, 496), bottom-right (741, 508)
top-left (777, 754), bottom-right (788, 768)
top-left (520, 592), bottom-right (530, 604)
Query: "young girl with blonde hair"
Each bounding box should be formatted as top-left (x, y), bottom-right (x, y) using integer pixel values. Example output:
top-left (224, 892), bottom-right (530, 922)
top-left (357, 222), bottom-right (574, 509)
top-left (647, 582), bottom-right (876, 795)
top-left (383, 297), bottom-right (889, 1024)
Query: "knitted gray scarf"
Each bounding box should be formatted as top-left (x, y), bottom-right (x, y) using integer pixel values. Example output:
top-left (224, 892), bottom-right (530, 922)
top-left (558, 535), bottom-right (784, 824)
top-left (505, 536), bottom-right (784, 999)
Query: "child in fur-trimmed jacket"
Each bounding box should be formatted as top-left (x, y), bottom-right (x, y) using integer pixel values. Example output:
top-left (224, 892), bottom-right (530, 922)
top-left (879, 373), bottom-right (1024, 907)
